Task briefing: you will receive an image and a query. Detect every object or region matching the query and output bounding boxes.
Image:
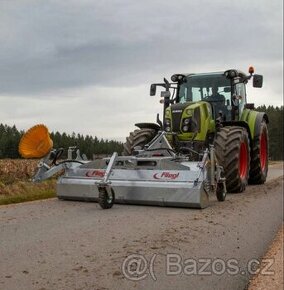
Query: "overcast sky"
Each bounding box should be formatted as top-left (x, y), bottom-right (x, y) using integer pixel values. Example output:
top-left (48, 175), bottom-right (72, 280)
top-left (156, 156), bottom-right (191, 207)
top-left (0, 0), bottom-right (283, 140)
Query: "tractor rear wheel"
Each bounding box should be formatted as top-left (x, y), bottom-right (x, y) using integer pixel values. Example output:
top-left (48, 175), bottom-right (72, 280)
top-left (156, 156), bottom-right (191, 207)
top-left (214, 126), bottom-right (250, 193)
top-left (249, 121), bottom-right (269, 184)
top-left (123, 128), bottom-right (157, 156)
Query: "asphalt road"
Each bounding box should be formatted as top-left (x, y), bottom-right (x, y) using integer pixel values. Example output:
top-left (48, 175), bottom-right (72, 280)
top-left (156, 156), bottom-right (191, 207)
top-left (0, 163), bottom-right (283, 290)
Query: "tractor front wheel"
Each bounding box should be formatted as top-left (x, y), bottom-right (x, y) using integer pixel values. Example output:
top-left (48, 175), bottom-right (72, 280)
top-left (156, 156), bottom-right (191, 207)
top-left (214, 126), bottom-right (250, 193)
top-left (123, 128), bottom-right (157, 156)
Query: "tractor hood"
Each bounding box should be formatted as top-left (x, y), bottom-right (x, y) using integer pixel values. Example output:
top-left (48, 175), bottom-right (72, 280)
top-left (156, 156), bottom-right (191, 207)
top-left (164, 101), bottom-right (213, 142)
top-left (169, 102), bottom-right (203, 133)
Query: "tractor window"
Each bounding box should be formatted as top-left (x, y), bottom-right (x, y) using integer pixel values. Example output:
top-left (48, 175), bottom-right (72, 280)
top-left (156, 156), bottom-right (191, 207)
top-left (177, 73), bottom-right (232, 120)
top-left (234, 83), bottom-right (246, 113)
top-left (179, 86), bottom-right (188, 103)
top-left (192, 88), bottom-right (202, 102)
top-left (178, 73), bottom-right (231, 103)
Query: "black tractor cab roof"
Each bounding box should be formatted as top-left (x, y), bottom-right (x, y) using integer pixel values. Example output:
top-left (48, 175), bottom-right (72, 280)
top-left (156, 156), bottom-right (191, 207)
top-left (171, 70), bottom-right (248, 83)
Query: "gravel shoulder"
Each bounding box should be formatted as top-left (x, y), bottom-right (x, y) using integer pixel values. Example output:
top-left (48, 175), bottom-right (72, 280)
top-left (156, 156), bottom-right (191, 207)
top-left (248, 225), bottom-right (283, 290)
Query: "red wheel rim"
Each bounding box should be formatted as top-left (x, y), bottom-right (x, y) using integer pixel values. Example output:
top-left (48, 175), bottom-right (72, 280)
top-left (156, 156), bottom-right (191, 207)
top-left (239, 142), bottom-right (248, 179)
top-left (260, 132), bottom-right (267, 171)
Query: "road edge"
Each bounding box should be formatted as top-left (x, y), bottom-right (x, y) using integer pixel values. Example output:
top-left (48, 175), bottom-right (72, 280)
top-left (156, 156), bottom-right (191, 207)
top-left (247, 224), bottom-right (283, 290)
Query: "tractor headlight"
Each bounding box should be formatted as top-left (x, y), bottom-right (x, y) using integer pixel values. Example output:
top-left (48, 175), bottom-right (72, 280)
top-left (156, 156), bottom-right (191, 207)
top-left (183, 118), bottom-right (190, 125)
top-left (225, 69), bottom-right (238, 79)
top-left (183, 125), bottom-right (189, 132)
top-left (165, 119), bottom-right (171, 126)
top-left (165, 119), bottom-right (171, 132)
top-left (229, 70), bottom-right (237, 78)
top-left (185, 109), bottom-right (192, 115)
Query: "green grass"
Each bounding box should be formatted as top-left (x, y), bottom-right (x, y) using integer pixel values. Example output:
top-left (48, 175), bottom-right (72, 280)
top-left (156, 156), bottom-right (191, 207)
top-left (0, 180), bottom-right (56, 205)
top-left (0, 190), bottom-right (56, 205)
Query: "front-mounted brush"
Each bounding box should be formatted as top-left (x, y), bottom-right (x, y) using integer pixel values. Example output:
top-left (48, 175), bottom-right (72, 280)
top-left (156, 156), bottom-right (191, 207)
top-left (19, 125), bottom-right (227, 209)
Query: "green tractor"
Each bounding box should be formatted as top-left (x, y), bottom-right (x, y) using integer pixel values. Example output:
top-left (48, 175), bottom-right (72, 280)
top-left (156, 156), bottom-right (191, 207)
top-left (123, 67), bottom-right (269, 193)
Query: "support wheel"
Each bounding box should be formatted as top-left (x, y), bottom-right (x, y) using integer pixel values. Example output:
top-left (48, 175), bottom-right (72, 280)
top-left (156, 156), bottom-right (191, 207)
top-left (98, 187), bottom-right (115, 209)
top-left (214, 126), bottom-right (250, 193)
top-left (249, 121), bottom-right (268, 184)
top-left (216, 182), bottom-right (226, 202)
top-left (123, 128), bottom-right (157, 155)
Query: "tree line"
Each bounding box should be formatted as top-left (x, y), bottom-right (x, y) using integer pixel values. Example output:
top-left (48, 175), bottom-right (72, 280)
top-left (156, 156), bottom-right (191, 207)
top-left (0, 105), bottom-right (283, 160)
top-left (0, 124), bottom-right (123, 159)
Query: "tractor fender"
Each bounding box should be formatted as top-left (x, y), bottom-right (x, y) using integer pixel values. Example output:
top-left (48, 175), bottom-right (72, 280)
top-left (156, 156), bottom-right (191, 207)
top-left (253, 112), bottom-right (269, 138)
top-left (222, 121), bottom-right (252, 142)
top-left (135, 122), bottom-right (161, 131)
top-left (240, 110), bottom-right (269, 139)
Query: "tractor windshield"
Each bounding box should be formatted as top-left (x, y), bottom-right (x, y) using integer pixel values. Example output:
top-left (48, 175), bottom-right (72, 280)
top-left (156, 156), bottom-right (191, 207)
top-left (178, 73), bottom-right (231, 104)
top-left (177, 73), bottom-right (232, 120)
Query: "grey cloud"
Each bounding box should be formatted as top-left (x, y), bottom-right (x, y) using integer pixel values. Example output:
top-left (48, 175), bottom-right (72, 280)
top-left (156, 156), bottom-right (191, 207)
top-left (0, 0), bottom-right (282, 95)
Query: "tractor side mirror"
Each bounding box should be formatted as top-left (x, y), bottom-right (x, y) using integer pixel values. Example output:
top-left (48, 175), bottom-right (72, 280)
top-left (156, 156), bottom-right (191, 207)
top-left (150, 84), bottom-right (156, 96)
top-left (253, 74), bottom-right (263, 88)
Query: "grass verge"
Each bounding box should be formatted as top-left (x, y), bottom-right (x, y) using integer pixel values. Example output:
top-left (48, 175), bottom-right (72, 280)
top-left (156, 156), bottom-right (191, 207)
top-left (0, 180), bottom-right (56, 205)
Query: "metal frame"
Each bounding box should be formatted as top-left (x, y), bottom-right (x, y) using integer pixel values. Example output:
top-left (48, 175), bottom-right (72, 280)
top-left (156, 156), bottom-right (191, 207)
top-left (32, 132), bottom-right (226, 209)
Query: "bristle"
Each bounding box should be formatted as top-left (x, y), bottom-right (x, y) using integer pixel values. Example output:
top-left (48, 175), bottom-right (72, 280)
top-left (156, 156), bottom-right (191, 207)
top-left (19, 124), bottom-right (53, 158)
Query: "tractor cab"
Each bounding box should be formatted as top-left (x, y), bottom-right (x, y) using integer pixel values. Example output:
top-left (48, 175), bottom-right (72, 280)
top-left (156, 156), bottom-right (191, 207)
top-left (176, 72), bottom-right (233, 121)
top-left (170, 69), bottom-right (263, 123)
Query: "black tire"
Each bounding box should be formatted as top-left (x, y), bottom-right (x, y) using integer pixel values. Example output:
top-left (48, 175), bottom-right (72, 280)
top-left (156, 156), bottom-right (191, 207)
top-left (123, 128), bottom-right (157, 156)
top-left (98, 188), bottom-right (114, 209)
top-left (249, 121), bottom-right (269, 184)
top-left (214, 126), bottom-right (250, 193)
top-left (216, 182), bottom-right (226, 202)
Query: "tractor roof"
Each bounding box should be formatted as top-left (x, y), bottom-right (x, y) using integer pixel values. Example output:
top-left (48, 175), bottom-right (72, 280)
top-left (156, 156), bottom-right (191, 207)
top-left (171, 70), bottom-right (248, 81)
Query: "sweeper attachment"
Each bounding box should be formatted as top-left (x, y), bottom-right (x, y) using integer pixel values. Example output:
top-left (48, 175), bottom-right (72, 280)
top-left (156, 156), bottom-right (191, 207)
top-left (19, 125), bottom-right (227, 209)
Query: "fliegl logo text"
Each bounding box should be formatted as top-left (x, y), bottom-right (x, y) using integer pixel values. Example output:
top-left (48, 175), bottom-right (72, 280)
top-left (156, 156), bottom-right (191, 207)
top-left (85, 170), bottom-right (105, 178)
top-left (153, 172), bottom-right (180, 180)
